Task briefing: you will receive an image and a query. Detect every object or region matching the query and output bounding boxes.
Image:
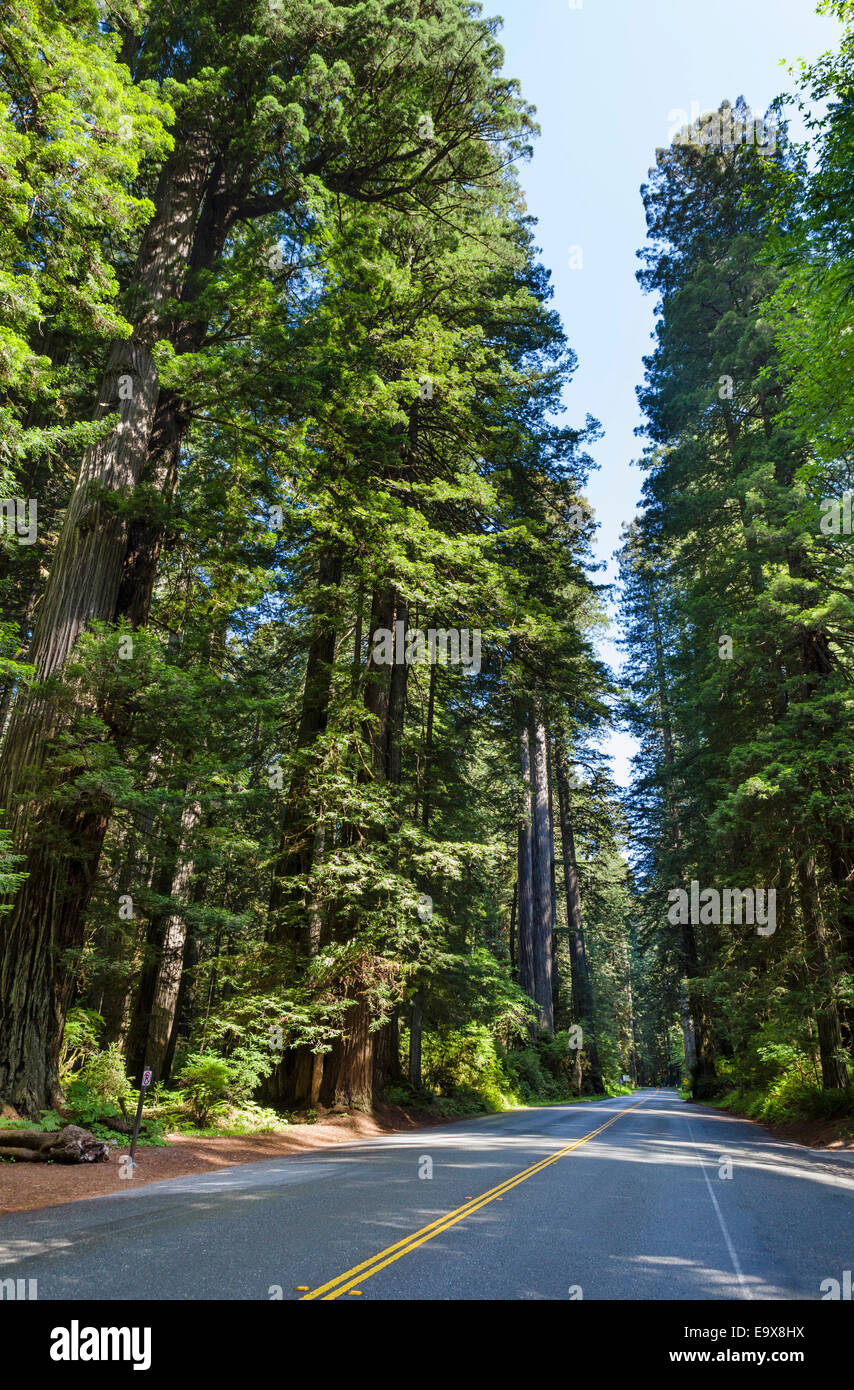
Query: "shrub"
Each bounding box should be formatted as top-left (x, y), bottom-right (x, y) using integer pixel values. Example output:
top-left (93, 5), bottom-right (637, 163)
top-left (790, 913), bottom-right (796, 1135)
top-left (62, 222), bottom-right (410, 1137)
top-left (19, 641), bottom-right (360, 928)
top-left (385, 1082), bottom-right (431, 1109)
top-left (197, 1102), bottom-right (283, 1135)
top-left (433, 1086), bottom-right (493, 1117)
top-left (174, 1053), bottom-right (242, 1125)
top-left (75, 1043), bottom-right (135, 1116)
top-left (502, 1045), bottom-right (550, 1101)
top-left (60, 1008), bottom-right (104, 1083)
top-left (420, 1025), bottom-right (513, 1109)
top-left (716, 1067), bottom-right (854, 1129)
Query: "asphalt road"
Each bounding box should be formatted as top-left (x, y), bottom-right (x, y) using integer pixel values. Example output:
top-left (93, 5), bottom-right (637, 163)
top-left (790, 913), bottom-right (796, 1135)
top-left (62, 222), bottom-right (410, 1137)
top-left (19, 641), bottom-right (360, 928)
top-left (2, 1088), bottom-right (853, 1301)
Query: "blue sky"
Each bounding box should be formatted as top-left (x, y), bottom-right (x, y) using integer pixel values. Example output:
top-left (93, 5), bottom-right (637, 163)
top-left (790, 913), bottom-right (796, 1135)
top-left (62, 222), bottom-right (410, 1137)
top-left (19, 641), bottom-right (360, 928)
top-left (493, 0), bottom-right (841, 783)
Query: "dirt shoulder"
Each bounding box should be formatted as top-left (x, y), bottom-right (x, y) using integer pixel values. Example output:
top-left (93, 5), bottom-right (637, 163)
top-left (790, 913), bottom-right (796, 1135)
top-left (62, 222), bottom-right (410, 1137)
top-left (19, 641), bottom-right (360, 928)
top-left (706, 1102), bottom-right (854, 1154)
top-left (0, 1103), bottom-right (451, 1216)
top-left (754, 1113), bottom-right (854, 1153)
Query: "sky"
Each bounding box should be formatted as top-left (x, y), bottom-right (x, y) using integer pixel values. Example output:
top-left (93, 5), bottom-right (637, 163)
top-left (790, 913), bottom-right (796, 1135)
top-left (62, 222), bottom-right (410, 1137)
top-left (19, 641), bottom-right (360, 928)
top-left (493, 0), bottom-right (841, 784)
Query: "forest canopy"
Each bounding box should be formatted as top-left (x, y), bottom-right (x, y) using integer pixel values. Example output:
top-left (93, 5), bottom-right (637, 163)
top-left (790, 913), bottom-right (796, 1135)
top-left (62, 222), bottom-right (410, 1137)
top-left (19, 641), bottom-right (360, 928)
top-left (1, 0), bottom-right (853, 1148)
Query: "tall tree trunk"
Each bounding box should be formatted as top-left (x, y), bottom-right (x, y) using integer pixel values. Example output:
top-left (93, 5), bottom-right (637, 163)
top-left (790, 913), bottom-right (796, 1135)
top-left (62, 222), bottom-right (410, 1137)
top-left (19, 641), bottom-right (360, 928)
top-left (362, 584), bottom-right (396, 776)
top-left (679, 980), bottom-right (697, 1082)
top-left (125, 795), bottom-right (202, 1084)
top-left (529, 709), bottom-right (554, 1036)
top-left (367, 591), bottom-right (409, 1098)
top-left (546, 738), bottom-right (559, 1021)
top-left (647, 576), bottom-right (716, 1098)
top-left (163, 892), bottom-right (203, 1082)
top-left (268, 544), bottom-right (343, 947)
top-left (408, 992), bottom-right (423, 1090)
top-left (318, 990), bottom-right (374, 1111)
top-left (0, 131), bottom-right (215, 1116)
top-left (83, 815), bottom-right (148, 1037)
top-left (796, 855), bottom-right (849, 1090)
top-left (554, 740), bottom-right (603, 1092)
top-left (623, 944), bottom-right (638, 1086)
top-left (408, 658), bottom-right (437, 1091)
top-left (516, 718), bottom-right (537, 1023)
top-left (789, 565), bottom-right (854, 1071)
top-left (262, 546), bottom-right (343, 1105)
top-left (321, 585), bottom-right (408, 1108)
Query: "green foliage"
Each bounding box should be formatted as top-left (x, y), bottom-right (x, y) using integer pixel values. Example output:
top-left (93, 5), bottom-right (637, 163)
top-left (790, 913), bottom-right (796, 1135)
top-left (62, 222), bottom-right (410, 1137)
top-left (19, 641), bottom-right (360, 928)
top-left (0, 0), bottom-right (702, 1126)
top-left (501, 1032), bottom-right (589, 1102)
top-left (50, 1042), bottom-right (163, 1143)
top-left (174, 1053), bottom-right (246, 1126)
top-left (419, 1025), bottom-right (514, 1109)
top-left (36, 1109), bottom-right (65, 1132)
top-left (717, 1073), bottom-right (854, 1128)
top-left (59, 1008), bottom-right (104, 1083)
top-left (166, 1100), bottom-right (285, 1137)
top-left (392, 1026), bottom-right (613, 1113)
top-left (0, 0), bottom-right (171, 461)
top-left (620, 82), bottom-right (854, 1100)
top-left (502, 1045), bottom-right (553, 1102)
top-left (73, 1044), bottom-right (134, 1117)
top-left (0, 829), bottom-right (26, 908)
top-left (60, 1082), bottom-right (120, 1129)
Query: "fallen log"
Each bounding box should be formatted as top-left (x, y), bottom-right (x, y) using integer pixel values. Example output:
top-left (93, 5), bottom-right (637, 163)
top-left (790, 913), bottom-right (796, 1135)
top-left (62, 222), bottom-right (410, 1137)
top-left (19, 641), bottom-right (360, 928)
top-left (92, 1114), bottom-right (132, 1134)
top-left (0, 1124), bottom-right (110, 1163)
top-left (0, 1129), bottom-right (65, 1149)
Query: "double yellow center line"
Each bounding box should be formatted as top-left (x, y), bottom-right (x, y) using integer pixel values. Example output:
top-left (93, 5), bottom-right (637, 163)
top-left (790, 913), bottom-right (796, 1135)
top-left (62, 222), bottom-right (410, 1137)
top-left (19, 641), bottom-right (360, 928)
top-left (300, 1092), bottom-right (651, 1300)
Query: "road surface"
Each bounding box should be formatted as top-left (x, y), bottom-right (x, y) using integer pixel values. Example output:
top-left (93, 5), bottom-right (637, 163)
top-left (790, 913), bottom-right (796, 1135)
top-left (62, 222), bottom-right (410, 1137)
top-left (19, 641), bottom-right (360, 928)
top-left (2, 1089), bottom-right (853, 1300)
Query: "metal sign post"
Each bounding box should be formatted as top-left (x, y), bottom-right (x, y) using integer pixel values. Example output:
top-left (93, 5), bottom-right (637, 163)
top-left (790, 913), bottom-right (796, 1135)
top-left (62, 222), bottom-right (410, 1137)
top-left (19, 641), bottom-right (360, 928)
top-left (128, 1067), bottom-right (152, 1167)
